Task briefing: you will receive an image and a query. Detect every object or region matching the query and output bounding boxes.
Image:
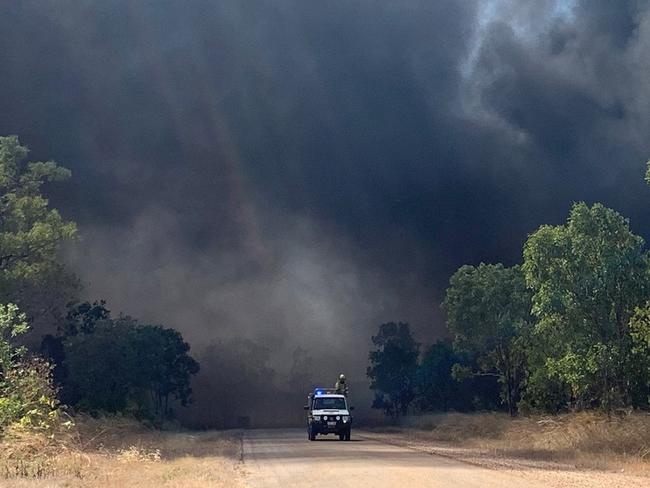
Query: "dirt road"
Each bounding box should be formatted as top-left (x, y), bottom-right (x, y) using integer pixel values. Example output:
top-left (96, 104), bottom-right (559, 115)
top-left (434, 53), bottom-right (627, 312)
top-left (3, 424), bottom-right (645, 487)
top-left (243, 429), bottom-right (546, 487)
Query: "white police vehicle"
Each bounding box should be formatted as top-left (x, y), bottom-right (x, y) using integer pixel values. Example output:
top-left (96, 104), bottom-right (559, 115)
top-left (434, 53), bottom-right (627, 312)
top-left (304, 388), bottom-right (353, 441)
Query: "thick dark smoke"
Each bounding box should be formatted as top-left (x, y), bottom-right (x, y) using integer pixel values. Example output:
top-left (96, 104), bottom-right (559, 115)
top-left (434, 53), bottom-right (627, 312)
top-left (1, 1), bottom-right (650, 422)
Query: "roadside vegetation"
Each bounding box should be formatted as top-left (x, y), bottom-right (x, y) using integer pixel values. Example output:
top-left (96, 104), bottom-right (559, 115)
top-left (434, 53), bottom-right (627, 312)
top-left (406, 412), bottom-right (649, 463)
top-left (363, 411), bottom-right (650, 477)
top-left (365, 162), bottom-right (650, 475)
top-left (368, 189), bottom-right (650, 419)
top-left (0, 136), bottom-right (202, 483)
top-left (0, 415), bottom-right (244, 487)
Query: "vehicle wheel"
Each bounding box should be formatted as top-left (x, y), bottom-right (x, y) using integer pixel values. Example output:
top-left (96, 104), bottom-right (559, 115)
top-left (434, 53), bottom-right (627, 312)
top-left (308, 427), bottom-right (316, 441)
top-left (338, 433), bottom-right (345, 441)
top-left (344, 430), bottom-right (351, 441)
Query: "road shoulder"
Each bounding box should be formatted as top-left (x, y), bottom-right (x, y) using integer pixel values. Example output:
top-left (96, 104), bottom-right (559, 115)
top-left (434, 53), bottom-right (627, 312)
top-left (358, 429), bottom-right (649, 488)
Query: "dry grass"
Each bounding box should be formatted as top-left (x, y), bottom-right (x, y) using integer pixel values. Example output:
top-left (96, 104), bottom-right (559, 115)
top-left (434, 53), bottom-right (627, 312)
top-left (382, 411), bottom-right (650, 473)
top-left (0, 416), bottom-right (245, 487)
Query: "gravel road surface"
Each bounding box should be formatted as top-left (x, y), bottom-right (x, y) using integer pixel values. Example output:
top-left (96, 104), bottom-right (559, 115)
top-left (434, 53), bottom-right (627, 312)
top-left (243, 429), bottom-right (546, 487)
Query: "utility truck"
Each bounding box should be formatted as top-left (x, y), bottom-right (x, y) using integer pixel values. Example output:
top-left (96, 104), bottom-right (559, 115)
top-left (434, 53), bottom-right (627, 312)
top-left (304, 388), bottom-right (353, 441)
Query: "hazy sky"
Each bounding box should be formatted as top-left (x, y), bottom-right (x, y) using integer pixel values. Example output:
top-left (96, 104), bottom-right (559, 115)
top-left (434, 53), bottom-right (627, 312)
top-left (1, 0), bottom-right (649, 383)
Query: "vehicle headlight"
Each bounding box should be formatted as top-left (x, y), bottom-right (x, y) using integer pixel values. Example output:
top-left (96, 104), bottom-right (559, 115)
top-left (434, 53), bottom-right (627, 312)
top-left (336, 416), bottom-right (341, 421)
top-left (314, 415), bottom-right (321, 421)
top-left (342, 415), bottom-right (350, 422)
top-left (323, 416), bottom-right (328, 421)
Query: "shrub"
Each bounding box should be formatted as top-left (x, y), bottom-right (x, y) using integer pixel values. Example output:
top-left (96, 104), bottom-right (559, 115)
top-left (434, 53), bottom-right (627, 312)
top-left (0, 304), bottom-right (61, 433)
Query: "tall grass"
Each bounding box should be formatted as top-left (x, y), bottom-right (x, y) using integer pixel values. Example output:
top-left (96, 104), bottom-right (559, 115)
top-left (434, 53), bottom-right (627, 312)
top-left (0, 415), bottom-right (244, 486)
top-left (398, 411), bottom-right (650, 468)
top-left (0, 423), bottom-right (90, 479)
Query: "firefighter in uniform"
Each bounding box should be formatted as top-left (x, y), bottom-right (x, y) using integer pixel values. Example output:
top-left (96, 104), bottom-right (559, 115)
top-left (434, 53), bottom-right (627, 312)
top-left (335, 373), bottom-right (348, 395)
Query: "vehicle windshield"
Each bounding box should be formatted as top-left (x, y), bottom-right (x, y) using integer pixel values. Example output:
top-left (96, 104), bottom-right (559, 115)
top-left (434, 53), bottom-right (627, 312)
top-left (313, 397), bottom-right (347, 410)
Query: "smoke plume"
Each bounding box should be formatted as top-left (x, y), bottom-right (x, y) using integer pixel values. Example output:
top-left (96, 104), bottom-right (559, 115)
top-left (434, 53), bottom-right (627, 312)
top-left (1, 0), bottom-right (650, 422)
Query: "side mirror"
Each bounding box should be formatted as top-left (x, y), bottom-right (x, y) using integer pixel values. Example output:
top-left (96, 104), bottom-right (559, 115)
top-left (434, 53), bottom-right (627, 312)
top-left (303, 405), bottom-right (309, 410)
top-left (350, 406), bottom-right (355, 411)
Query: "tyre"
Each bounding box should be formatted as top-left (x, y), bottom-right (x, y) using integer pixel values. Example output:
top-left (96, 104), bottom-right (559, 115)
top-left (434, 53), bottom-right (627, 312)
top-left (344, 430), bottom-right (351, 441)
top-left (338, 432), bottom-right (345, 441)
top-left (308, 426), bottom-right (316, 441)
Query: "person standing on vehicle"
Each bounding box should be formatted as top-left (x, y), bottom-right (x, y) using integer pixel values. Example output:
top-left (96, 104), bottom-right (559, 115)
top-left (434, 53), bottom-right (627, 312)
top-left (335, 374), bottom-right (348, 395)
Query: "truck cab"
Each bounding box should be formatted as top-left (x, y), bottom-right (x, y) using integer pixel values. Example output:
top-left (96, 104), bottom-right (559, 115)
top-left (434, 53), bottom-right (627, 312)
top-left (305, 388), bottom-right (353, 441)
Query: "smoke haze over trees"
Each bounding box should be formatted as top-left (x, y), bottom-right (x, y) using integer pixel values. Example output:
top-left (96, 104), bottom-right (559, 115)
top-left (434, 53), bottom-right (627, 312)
top-left (1, 1), bottom-right (650, 408)
top-left (0, 137), bottom-right (200, 429)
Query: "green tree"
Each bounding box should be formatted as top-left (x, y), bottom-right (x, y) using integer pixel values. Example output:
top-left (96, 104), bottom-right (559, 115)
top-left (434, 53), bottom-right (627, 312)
top-left (0, 135), bottom-right (76, 285)
top-left (63, 318), bottom-right (137, 413)
top-left (41, 301), bottom-right (112, 398)
top-left (367, 322), bottom-right (419, 418)
top-left (0, 303), bottom-right (28, 377)
top-left (443, 263), bottom-right (531, 416)
top-left (415, 342), bottom-right (503, 413)
top-left (518, 333), bottom-right (571, 413)
top-left (0, 136), bottom-right (77, 340)
top-left (416, 340), bottom-right (460, 412)
top-left (132, 324), bottom-right (200, 419)
top-left (626, 304), bottom-right (650, 407)
top-left (523, 202), bottom-right (649, 410)
top-left (63, 300), bottom-right (111, 336)
top-left (62, 314), bottom-right (199, 420)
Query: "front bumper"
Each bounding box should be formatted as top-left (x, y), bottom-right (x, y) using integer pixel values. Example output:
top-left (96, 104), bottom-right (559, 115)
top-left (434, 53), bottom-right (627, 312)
top-left (310, 419), bottom-right (351, 434)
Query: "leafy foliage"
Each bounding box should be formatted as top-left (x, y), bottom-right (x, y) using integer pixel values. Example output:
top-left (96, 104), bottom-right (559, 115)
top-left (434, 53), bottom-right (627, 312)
top-left (415, 341), bottom-right (458, 412)
top-left (518, 332), bottom-right (571, 413)
top-left (63, 300), bottom-right (110, 336)
top-left (1, 357), bottom-right (60, 431)
top-left (0, 136), bottom-right (75, 280)
top-left (40, 301), bottom-right (112, 398)
top-left (0, 304), bottom-right (60, 432)
top-left (443, 264), bottom-right (531, 415)
top-left (523, 203), bottom-right (649, 410)
top-left (131, 324), bottom-right (200, 412)
top-left (410, 201), bottom-right (650, 416)
top-left (367, 322), bottom-right (419, 418)
top-left (0, 303), bottom-right (28, 374)
top-left (0, 137), bottom-right (77, 337)
top-left (62, 314), bottom-right (199, 422)
top-left (627, 304), bottom-right (650, 406)
top-left (415, 341), bottom-right (500, 412)
top-left (63, 318), bottom-right (138, 414)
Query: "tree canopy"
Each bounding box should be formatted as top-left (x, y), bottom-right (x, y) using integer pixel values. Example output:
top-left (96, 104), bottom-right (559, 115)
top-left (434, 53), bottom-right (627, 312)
top-left (523, 202), bottom-right (649, 409)
top-left (0, 136), bottom-right (78, 339)
top-left (443, 263), bottom-right (531, 415)
top-left (0, 136), bottom-right (76, 288)
top-left (63, 312), bottom-right (199, 422)
top-left (367, 322), bottom-right (419, 418)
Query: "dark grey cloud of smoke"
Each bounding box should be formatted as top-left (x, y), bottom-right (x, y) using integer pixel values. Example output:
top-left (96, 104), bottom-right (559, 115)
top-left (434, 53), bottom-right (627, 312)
top-left (1, 1), bottom-right (650, 402)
